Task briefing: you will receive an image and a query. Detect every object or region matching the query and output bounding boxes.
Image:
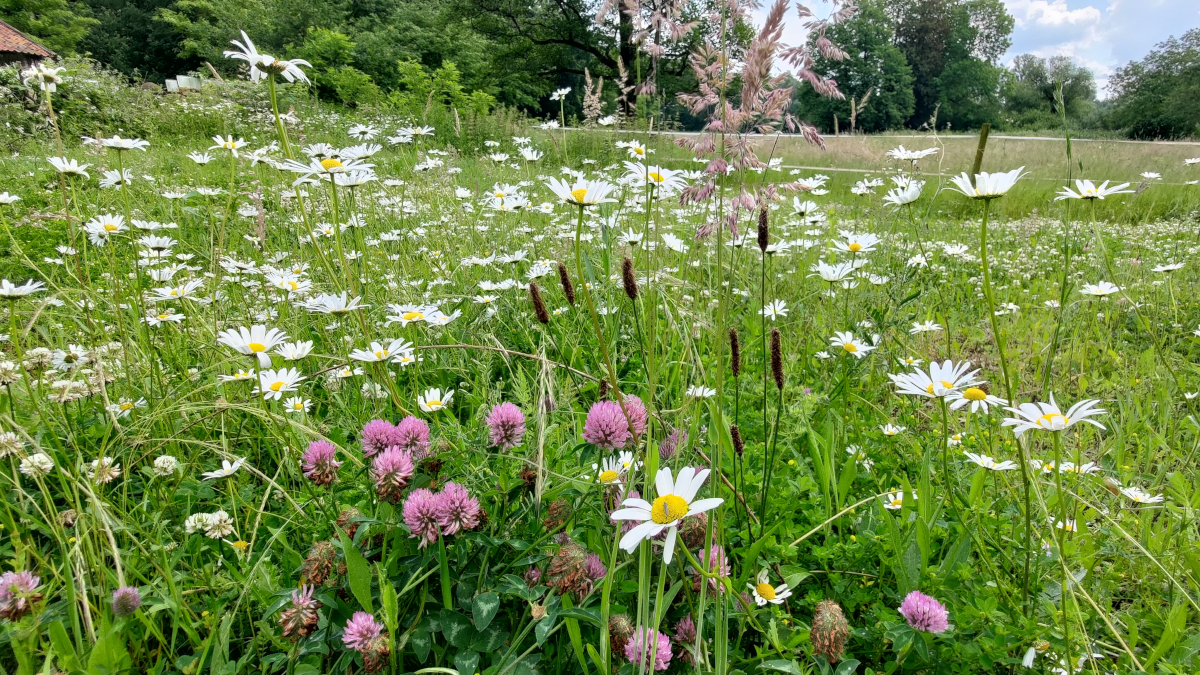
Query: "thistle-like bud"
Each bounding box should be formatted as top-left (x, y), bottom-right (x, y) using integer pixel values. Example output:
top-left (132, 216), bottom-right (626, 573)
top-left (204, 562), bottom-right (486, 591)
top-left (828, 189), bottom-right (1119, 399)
top-left (730, 424), bottom-right (744, 457)
top-left (362, 635), bottom-right (391, 673)
top-left (609, 614), bottom-right (635, 658)
top-left (770, 328), bottom-right (783, 390)
top-left (621, 256), bottom-right (638, 300)
top-left (557, 262), bottom-right (576, 306)
top-left (529, 282), bottom-right (550, 324)
top-left (729, 328), bottom-right (741, 378)
top-left (543, 498), bottom-right (572, 531)
top-left (757, 207), bottom-right (769, 252)
top-left (811, 600), bottom-right (850, 663)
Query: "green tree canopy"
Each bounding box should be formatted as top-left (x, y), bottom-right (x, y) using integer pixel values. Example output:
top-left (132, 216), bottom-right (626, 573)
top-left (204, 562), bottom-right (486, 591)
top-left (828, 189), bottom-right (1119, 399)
top-left (1, 0), bottom-right (98, 54)
top-left (1109, 28), bottom-right (1200, 139)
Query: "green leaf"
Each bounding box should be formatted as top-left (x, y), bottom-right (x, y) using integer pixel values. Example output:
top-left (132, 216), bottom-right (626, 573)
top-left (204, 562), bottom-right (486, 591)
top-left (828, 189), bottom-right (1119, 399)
top-left (454, 650), bottom-right (480, 675)
top-left (440, 609), bottom-right (476, 649)
top-left (558, 607), bottom-right (601, 626)
top-left (411, 630), bottom-right (432, 663)
top-left (836, 450), bottom-right (858, 506)
top-left (88, 624), bottom-right (131, 672)
top-left (469, 625), bottom-right (510, 652)
top-left (833, 659), bottom-right (860, 675)
top-left (758, 659), bottom-right (804, 675)
top-left (379, 564), bottom-right (399, 634)
top-left (339, 529), bottom-right (373, 613)
top-left (471, 592), bottom-right (500, 631)
top-left (535, 607), bottom-right (559, 646)
top-left (47, 621), bottom-right (80, 671)
top-left (586, 644), bottom-right (604, 673)
top-left (736, 521), bottom-right (782, 589)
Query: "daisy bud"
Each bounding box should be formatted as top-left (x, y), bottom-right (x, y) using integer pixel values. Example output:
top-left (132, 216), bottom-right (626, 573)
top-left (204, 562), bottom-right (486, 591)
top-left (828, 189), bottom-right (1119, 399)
top-left (729, 328), bottom-right (741, 378)
top-left (730, 424), bottom-right (744, 457)
top-left (621, 256), bottom-right (638, 300)
top-left (557, 262), bottom-right (576, 306)
top-left (757, 207), bottom-right (769, 252)
top-left (770, 328), bottom-right (783, 390)
top-left (529, 282), bottom-right (550, 324)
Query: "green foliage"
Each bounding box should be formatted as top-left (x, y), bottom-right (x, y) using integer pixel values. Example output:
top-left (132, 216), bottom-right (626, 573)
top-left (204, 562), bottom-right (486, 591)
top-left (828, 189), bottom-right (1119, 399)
top-left (155, 0), bottom-right (271, 67)
top-left (0, 0), bottom-right (99, 54)
top-left (324, 65), bottom-right (380, 106)
top-left (387, 59), bottom-right (494, 116)
top-left (794, 0), bottom-right (915, 133)
top-left (1001, 54), bottom-right (1096, 128)
top-left (1109, 28), bottom-right (1200, 139)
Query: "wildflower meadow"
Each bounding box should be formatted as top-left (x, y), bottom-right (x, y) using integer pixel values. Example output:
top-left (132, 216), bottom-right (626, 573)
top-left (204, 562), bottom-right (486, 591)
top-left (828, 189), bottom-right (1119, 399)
top-left (3, 6), bottom-right (1200, 675)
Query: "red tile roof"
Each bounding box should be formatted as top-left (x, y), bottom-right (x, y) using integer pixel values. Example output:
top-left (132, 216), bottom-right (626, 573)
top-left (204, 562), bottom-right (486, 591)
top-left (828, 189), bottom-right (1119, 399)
top-left (0, 20), bottom-right (56, 59)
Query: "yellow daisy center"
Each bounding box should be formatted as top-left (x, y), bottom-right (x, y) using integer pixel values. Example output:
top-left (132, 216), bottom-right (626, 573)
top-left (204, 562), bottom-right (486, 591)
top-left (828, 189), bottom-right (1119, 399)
top-left (169, 290), bottom-right (179, 296)
top-left (843, 343), bottom-right (857, 353)
top-left (755, 583), bottom-right (776, 600)
top-left (890, 498), bottom-right (903, 508)
top-left (648, 172), bottom-right (663, 183)
top-left (248, 342), bottom-right (266, 352)
top-left (426, 400), bottom-right (441, 408)
top-left (375, 350), bottom-right (387, 359)
top-left (269, 381), bottom-right (284, 391)
top-left (231, 540), bottom-right (249, 549)
top-left (570, 188), bottom-right (588, 203)
top-left (291, 402), bottom-right (303, 409)
top-left (650, 494), bottom-right (689, 524)
top-left (320, 158), bottom-right (343, 170)
top-left (104, 223), bottom-right (119, 232)
top-left (849, 242), bottom-right (862, 252)
top-left (963, 387), bottom-right (987, 401)
top-left (119, 402), bottom-right (134, 411)
top-left (495, 191), bottom-right (506, 198)
top-left (403, 311), bottom-right (423, 321)
top-left (1038, 413), bottom-right (1066, 427)
top-left (157, 314), bottom-right (169, 320)
top-left (225, 142), bottom-right (235, 149)
top-left (598, 470), bottom-right (619, 483)
top-left (287, 281), bottom-right (299, 290)
top-left (634, 147), bottom-right (644, 155)
top-left (924, 380), bottom-right (954, 394)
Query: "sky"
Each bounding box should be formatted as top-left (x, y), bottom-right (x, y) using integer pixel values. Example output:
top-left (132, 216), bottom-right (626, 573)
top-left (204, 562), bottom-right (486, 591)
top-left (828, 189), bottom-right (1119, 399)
top-left (757, 0), bottom-right (1200, 97)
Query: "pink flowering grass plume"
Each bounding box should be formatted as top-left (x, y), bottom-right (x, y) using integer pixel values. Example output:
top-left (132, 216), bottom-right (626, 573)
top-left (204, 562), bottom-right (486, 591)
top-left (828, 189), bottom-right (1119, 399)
top-left (279, 584), bottom-right (319, 639)
top-left (393, 415), bottom-right (431, 459)
top-left (0, 570), bottom-right (41, 620)
top-left (658, 428), bottom-right (687, 460)
top-left (111, 585), bottom-right (141, 617)
top-left (435, 482), bottom-right (481, 535)
top-left (342, 611), bottom-right (384, 651)
top-left (402, 488), bottom-right (440, 548)
top-left (360, 419), bottom-right (396, 458)
top-left (898, 590), bottom-right (949, 633)
top-left (301, 440), bottom-right (342, 486)
top-left (487, 402), bottom-right (526, 450)
top-left (372, 448), bottom-right (414, 504)
top-left (583, 400), bottom-right (631, 450)
top-left (625, 626), bottom-right (672, 671)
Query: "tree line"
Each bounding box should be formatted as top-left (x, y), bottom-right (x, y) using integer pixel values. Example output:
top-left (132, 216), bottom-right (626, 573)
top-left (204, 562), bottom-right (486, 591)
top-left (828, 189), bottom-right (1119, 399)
top-left (2, 0), bottom-right (1198, 138)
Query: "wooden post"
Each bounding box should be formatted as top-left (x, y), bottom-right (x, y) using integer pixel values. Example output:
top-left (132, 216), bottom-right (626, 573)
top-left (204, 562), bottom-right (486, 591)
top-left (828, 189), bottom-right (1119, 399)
top-left (833, 115), bottom-right (839, 136)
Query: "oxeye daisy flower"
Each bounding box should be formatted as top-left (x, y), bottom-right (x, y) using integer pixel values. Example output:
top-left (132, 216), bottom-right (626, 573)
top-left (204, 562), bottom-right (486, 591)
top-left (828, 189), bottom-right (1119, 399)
top-left (588, 454), bottom-right (632, 485)
top-left (83, 214), bottom-right (126, 246)
top-left (909, 320), bottom-right (943, 334)
top-left (882, 490), bottom-right (914, 510)
top-left (832, 231), bottom-right (881, 254)
top-left (947, 167), bottom-right (1025, 199)
top-left (1002, 393), bottom-right (1106, 437)
top-left (1055, 179), bottom-right (1133, 200)
top-left (747, 569), bottom-right (793, 606)
top-left (1080, 281), bottom-right (1120, 297)
top-left (0, 279), bottom-right (46, 298)
top-left (274, 341), bottom-right (313, 361)
top-left (100, 136), bottom-right (150, 151)
top-left (224, 30), bottom-right (311, 83)
top-left (301, 291), bottom-right (367, 315)
top-left (1119, 486), bottom-right (1164, 504)
top-left (202, 458), bottom-right (244, 480)
top-left (882, 182), bottom-right (923, 206)
top-left (187, 151), bottom-right (213, 165)
top-left (256, 367), bottom-right (305, 400)
top-left (829, 331), bottom-right (875, 358)
top-left (283, 396), bottom-right (311, 413)
top-left (349, 339), bottom-right (413, 363)
top-left (210, 135), bottom-right (248, 157)
top-left (946, 386), bottom-right (1007, 413)
top-left (47, 157), bottom-right (91, 179)
top-left (889, 360), bottom-right (980, 398)
top-left (963, 452), bottom-right (1017, 471)
top-left (760, 300), bottom-right (788, 321)
top-left (611, 467), bottom-right (723, 563)
top-left (418, 388), bottom-right (453, 412)
top-left (545, 177), bottom-right (617, 206)
top-left (880, 423), bottom-right (905, 436)
top-left (217, 325), bottom-right (288, 368)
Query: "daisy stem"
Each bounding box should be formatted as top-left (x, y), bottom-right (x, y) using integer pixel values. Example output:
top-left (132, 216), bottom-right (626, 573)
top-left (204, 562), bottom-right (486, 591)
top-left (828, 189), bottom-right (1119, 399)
top-left (977, 197), bottom-right (1031, 609)
top-left (1051, 430), bottom-right (1072, 667)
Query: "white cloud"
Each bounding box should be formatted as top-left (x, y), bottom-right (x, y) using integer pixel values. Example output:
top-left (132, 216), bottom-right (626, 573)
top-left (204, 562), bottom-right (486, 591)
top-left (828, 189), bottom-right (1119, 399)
top-left (1005, 0), bottom-right (1102, 28)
